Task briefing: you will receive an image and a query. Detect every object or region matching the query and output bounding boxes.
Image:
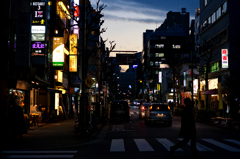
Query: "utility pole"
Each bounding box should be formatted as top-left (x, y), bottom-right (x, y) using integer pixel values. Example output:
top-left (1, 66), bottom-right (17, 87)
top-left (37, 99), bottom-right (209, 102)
top-left (79, 0), bottom-right (87, 127)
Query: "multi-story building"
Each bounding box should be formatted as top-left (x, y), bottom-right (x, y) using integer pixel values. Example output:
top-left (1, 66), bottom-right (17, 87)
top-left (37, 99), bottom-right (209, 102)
top-left (197, 0), bottom-right (240, 115)
top-left (142, 8), bottom-right (190, 103)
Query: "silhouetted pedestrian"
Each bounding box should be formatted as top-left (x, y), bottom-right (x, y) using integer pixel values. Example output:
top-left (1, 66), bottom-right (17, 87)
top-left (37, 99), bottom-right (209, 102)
top-left (8, 96), bottom-right (25, 139)
top-left (170, 98), bottom-right (201, 158)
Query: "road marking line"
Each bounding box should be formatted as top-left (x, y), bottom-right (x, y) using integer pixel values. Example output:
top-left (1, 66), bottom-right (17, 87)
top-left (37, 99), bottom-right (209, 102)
top-left (134, 139), bottom-right (154, 151)
top-left (224, 139), bottom-right (240, 146)
top-left (110, 139), bottom-right (125, 152)
top-left (202, 139), bottom-right (240, 152)
top-left (156, 138), bottom-right (183, 151)
top-left (178, 138), bottom-right (214, 151)
top-left (6, 155), bottom-right (74, 158)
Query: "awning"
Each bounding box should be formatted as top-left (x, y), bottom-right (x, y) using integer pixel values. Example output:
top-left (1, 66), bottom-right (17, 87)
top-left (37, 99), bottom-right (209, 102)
top-left (202, 89), bottom-right (229, 95)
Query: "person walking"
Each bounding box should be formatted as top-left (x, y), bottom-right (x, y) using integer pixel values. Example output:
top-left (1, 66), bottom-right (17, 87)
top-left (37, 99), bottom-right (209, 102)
top-left (170, 98), bottom-right (201, 158)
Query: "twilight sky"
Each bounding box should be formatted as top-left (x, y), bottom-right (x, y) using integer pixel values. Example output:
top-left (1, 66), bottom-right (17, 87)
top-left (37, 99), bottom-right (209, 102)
top-left (91, 0), bottom-right (199, 57)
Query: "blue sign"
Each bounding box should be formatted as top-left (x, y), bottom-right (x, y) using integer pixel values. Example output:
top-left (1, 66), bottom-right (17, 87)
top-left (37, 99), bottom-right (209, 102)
top-left (73, 75), bottom-right (82, 85)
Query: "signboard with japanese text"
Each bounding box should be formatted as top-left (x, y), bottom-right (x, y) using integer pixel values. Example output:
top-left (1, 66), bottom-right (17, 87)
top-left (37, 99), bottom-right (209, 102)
top-left (69, 55), bottom-right (77, 72)
top-left (69, 34), bottom-right (78, 54)
top-left (30, 1), bottom-right (47, 61)
top-left (53, 37), bottom-right (64, 67)
top-left (222, 49), bottom-right (228, 68)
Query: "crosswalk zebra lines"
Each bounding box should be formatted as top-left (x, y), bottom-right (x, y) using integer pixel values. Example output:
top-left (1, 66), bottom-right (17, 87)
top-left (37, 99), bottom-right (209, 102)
top-left (1, 150), bottom-right (78, 159)
top-left (110, 138), bottom-right (240, 152)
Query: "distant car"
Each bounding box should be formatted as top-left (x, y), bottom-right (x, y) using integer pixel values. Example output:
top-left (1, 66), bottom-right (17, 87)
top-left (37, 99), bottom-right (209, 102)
top-left (145, 103), bottom-right (172, 126)
top-left (108, 101), bottom-right (130, 122)
top-left (133, 100), bottom-right (141, 106)
top-left (139, 103), bottom-right (150, 119)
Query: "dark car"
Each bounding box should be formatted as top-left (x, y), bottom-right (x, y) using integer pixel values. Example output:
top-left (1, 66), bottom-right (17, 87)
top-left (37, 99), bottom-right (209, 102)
top-left (145, 103), bottom-right (172, 126)
top-left (139, 103), bottom-right (150, 119)
top-left (108, 101), bottom-right (130, 122)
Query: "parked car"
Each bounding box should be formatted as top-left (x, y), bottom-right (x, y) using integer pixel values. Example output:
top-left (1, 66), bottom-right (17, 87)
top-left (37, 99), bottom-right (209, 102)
top-left (108, 101), bottom-right (130, 122)
top-left (145, 103), bottom-right (172, 126)
top-left (139, 103), bottom-right (150, 119)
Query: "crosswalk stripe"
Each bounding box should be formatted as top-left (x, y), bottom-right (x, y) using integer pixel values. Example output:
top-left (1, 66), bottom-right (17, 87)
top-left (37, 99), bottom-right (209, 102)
top-left (6, 155), bottom-right (74, 158)
top-left (202, 139), bottom-right (240, 152)
top-left (177, 138), bottom-right (214, 151)
top-left (1, 151), bottom-right (78, 154)
top-left (110, 139), bottom-right (125, 152)
top-left (156, 138), bottom-right (183, 151)
top-left (134, 139), bottom-right (154, 151)
top-left (224, 139), bottom-right (240, 146)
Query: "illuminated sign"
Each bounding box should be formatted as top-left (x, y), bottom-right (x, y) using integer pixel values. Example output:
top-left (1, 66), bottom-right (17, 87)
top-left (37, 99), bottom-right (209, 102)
top-left (158, 71), bottom-right (162, 83)
top-left (31, 26), bottom-right (45, 33)
top-left (32, 19), bottom-right (45, 25)
top-left (57, 70), bottom-right (63, 83)
top-left (32, 41), bottom-right (45, 49)
top-left (69, 55), bottom-right (77, 72)
top-left (32, 33), bottom-right (45, 41)
top-left (53, 37), bottom-right (64, 67)
top-left (222, 49), bottom-right (228, 68)
top-left (69, 34), bottom-right (78, 54)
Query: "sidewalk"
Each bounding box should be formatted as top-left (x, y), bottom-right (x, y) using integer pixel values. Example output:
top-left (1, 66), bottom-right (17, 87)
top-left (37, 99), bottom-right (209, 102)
top-left (2, 117), bottom-right (105, 150)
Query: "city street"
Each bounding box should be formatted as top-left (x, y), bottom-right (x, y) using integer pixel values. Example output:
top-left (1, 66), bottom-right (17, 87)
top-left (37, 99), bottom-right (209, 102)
top-left (2, 106), bottom-right (240, 159)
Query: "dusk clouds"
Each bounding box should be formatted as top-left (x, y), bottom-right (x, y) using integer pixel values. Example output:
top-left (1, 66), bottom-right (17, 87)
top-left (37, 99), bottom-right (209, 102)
top-left (90, 0), bottom-right (199, 53)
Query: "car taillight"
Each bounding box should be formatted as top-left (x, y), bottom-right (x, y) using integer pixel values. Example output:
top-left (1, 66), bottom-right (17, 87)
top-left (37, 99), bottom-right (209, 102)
top-left (150, 106), bottom-right (152, 110)
top-left (168, 106), bottom-right (170, 110)
top-left (141, 106), bottom-right (145, 110)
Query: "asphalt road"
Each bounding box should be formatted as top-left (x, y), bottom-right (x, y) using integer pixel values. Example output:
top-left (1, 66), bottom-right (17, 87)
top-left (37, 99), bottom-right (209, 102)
top-left (73, 106), bottom-right (240, 159)
top-left (2, 106), bottom-right (240, 159)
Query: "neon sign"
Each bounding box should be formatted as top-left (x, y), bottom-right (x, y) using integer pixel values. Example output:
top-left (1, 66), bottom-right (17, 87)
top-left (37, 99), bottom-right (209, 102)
top-left (32, 42), bottom-right (45, 49)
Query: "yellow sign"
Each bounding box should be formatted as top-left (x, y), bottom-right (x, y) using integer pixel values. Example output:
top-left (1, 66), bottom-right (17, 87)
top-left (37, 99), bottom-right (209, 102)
top-left (69, 34), bottom-right (77, 55)
top-left (85, 77), bottom-right (95, 88)
top-left (69, 55), bottom-right (77, 72)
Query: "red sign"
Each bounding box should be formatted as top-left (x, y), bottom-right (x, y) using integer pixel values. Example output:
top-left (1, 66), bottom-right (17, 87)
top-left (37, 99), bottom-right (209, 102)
top-left (188, 70), bottom-right (192, 76)
top-left (103, 88), bottom-right (107, 92)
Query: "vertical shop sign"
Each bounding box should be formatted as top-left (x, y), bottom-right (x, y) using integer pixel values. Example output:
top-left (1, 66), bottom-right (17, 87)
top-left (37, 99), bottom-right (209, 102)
top-left (69, 34), bottom-right (78, 72)
top-left (31, 1), bottom-right (47, 58)
top-left (158, 71), bottom-right (162, 83)
top-left (16, 13), bottom-right (31, 67)
top-left (69, 55), bottom-right (77, 72)
top-left (53, 37), bottom-right (64, 66)
top-left (222, 49), bottom-right (228, 68)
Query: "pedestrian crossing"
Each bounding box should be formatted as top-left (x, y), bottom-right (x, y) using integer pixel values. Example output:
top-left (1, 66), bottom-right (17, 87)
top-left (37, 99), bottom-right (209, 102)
top-left (1, 150), bottom-right (78, 158)
top-left (110, 138), bottom-right (240, 152)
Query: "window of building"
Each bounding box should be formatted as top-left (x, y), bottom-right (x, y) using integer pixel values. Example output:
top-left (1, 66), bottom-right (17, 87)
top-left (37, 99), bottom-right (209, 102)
top-left (150, 61), bottom-right (153, 66)
top-left (204, 0), bottom-right (208, 6)
top-left (172, 45), bottom-right (181, 49)
top-left (217, 7), bottom-right (221, 19)
top-left (155, 44), bottom-right (164, 48)
top-left (212, 12), bottom-right (216, 23)
top-left (155, 53), bottom-right (164, 57)
top-left (150, 53), bottom-right (155, 57)
top-left (161, 36), bottom-right (166, 39)
top-left (155, 61), bottom-right (161, 66)
top-left (222, 1), bottom-right (227, 14)
top-left (208, 16), bottom-right (211, 24)
top-left (210, 62), bottom-right (220, 73)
